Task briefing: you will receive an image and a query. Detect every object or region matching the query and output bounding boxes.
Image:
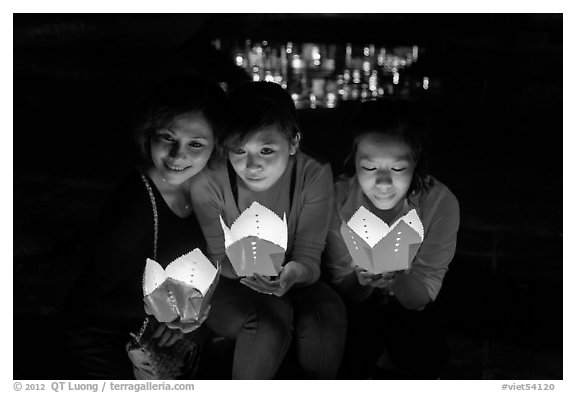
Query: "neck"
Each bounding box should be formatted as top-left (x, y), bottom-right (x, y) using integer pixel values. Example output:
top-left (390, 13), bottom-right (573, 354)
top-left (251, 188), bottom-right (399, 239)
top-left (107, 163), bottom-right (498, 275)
top-left (368, 197), bottom-right (406, 225)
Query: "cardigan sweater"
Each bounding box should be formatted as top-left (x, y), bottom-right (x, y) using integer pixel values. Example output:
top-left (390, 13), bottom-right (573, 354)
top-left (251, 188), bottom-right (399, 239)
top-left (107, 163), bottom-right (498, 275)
top-left (190, 152), bottom-right (334, 284)
top-left (324, 175), bottom-right (460, 302)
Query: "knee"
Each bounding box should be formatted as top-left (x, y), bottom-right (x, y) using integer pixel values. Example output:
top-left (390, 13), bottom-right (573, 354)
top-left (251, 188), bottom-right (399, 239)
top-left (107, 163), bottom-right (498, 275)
top-left (297, 287), bottom-right (348, 335)
top-left (243, 301), bottom-right (293, 341)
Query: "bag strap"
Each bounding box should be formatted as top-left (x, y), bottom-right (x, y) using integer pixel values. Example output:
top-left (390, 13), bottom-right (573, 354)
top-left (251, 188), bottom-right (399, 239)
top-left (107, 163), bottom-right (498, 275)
top-left (140, 173), bottom-right (158, 260)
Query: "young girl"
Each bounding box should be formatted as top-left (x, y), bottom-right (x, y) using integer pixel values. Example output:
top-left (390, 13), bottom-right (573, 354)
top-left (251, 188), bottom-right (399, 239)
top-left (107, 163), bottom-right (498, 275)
top-left (191, 81), bottom-right (347, 379)
top-left (323, 99), bottom-right (460, 379)
top-left (65, 75), bottom-right (226, 379)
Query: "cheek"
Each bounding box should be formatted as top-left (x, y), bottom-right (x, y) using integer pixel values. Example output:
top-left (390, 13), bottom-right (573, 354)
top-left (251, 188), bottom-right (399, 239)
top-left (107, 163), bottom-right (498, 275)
top-left (356, 172), bottom-right (374, 193)
top-left (228, 155), bottom-right (245, 171)
top-left (269, 155), bottom-right (288, 174)
top-left (149, 142), bottom-right (165, 159)
top-left (394, 173), bottom-right (414, 194)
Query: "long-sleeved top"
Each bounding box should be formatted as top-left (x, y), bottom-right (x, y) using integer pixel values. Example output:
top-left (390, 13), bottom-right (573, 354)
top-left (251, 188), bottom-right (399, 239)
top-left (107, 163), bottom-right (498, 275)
top-left (323, 174), bottom-right (460, 303)
top-left (190, 152), bottom-right (334, 285)
top-left (66, 171), bottom-right (206, 327)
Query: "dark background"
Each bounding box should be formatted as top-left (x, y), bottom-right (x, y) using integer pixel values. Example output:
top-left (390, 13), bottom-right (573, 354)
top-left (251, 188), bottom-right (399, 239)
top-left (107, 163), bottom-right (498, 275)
top-left (13, 14), bottom-right (563, 379)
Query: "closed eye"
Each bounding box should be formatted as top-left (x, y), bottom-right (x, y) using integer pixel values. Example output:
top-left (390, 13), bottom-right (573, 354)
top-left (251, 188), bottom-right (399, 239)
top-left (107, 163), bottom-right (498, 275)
top-left (361, 166), bottom-right (376, 171)
top-left (391, 167), bottom-right (406, 172)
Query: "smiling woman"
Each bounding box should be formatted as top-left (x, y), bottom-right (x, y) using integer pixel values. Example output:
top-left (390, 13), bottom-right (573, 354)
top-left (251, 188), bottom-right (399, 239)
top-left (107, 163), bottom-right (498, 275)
top-left (63, 75), bottom-right (226, 379)
top-left (149, 112), bottom-right (215, 216)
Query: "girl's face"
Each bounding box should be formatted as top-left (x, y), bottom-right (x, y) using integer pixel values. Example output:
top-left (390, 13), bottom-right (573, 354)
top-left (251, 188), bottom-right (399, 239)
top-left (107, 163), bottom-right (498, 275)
top-left (355, 132), bottom-right (415, 211)
top-left (150, 111), bottom-right (214, 186)
top-left (228, 126), bottom-right (298, 192)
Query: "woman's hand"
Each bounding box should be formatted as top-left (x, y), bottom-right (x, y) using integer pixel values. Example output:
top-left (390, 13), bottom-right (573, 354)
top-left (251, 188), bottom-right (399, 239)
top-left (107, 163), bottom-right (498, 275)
top-left (151, 322), bottom-right (185, 347)
top-left (166, 305), bottom-right (210, 334)
top-left (354, 266), bottom-right (398, 292)
top-left (240, 261), bottom-right (307, 297)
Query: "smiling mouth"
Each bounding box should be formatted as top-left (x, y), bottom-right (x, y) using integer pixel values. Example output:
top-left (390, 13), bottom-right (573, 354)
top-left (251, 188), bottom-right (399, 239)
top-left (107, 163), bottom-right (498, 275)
top-left (164, 162), bottom-right (191, 172)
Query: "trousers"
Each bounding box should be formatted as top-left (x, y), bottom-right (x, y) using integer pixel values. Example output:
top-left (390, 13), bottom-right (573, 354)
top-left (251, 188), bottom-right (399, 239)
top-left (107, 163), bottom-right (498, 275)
top-left (339, 293), bottom-right (449, 379)
top-left (205, 277), bottom-right (347, 379)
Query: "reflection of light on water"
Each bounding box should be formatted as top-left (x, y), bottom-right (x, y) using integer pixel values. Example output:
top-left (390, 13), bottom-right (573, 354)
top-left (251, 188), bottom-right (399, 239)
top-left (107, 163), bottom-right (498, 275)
top-left (292, 55), bottom-right (304, 69)
top-left (352, 69), bottom-right (361, 84)
top-left (326, 92), bottom-right (336, 108)
top-left (369, 70), bottom-right (378, 92)
top-left (363, 61), bottom-right (371, 73)
top-left (312, 46), bottom-right (321, 66)
top-left (309, 94), bottom-right (317, 109)
top-left (230, 39), bottom-right (426, 108)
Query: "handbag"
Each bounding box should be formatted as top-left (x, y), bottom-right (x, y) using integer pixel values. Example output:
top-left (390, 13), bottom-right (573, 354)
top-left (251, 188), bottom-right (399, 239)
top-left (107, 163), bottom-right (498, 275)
top-left (126, 316), bottom-right (201, 379)
top-left (125, 173), bottom-right (203, 380)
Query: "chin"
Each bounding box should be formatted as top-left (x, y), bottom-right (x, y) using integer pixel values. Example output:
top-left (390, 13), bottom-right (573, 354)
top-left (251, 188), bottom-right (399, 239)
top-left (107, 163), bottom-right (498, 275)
top-left (369, 197), bottom-right (397, 211)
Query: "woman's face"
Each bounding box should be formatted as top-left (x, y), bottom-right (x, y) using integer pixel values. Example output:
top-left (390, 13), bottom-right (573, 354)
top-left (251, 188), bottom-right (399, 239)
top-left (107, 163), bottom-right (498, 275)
top-left (355, 132), bottom-right (415, 211)
top-left (228, 126), bottom-right (298, 192)
top-left (150, 111), bottom-right (214, 186)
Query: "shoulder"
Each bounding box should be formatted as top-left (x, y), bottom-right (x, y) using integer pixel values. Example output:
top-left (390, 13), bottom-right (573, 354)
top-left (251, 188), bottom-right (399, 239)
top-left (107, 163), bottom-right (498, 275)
top-left (333, 174), bottom-right (357, 206)
top-left (419, 177), bottom-right (459, 211)
top-left (294, 151), bottom-right (333, 183)
top-left (415, 177), bottom-right (460, 229)
top-left (98, 171), bottom-right (153, 226)
top-left (190, 158), bottom-right (228, 192)
top-left (104, 171), bottom-right (148, 209)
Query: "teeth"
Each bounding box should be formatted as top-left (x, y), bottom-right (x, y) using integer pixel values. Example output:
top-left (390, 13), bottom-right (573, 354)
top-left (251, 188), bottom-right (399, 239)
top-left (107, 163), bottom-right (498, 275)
top-left (165, 163), bottom-right (187, 171)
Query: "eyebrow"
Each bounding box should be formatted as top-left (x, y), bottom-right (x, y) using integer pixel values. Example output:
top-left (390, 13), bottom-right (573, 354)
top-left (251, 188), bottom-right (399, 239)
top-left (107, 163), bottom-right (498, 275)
top-left (241, 139), bottom-right (281, 146)
top-left (162, 128), bottom-right (210, 140)
top-left (358, 154), bottom-right (412, 162)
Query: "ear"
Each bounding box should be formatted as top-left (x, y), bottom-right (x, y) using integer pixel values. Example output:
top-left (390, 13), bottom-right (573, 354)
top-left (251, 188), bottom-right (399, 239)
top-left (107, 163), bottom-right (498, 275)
top-left (289, 132), bottom-right (301, 155)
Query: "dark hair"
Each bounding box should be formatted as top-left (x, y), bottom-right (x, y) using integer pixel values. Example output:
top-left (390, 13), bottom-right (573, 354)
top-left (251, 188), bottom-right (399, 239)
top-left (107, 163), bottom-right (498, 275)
top-left (220, 81), bottom-right (300, 151)
top-left (346, 98), bottom-right (432, 201)
top-left (134, 74), bottom-right (226, 164)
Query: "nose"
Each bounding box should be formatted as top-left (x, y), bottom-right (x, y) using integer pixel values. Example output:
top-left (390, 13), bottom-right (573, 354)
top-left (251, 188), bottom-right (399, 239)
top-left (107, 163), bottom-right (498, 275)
top-left (245, 154), bottom-right (263, 172)
top-left (375, 170), bottom-right (392, 188)
top-left (169, 142), bottom-right (187, 160)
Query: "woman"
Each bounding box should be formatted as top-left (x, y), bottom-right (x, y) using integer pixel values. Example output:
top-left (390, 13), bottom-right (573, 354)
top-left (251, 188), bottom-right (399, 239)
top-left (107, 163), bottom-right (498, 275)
top-left (64, 75), bottom-right (226, 379)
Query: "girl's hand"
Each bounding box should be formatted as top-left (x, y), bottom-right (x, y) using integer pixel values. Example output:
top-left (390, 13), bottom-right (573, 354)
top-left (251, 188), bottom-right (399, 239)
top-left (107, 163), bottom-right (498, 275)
top-left (240, 261), bottom-right (307, 297)
top-left (166, 305), bottom-right (210, 333)
top-left (354, 266), bottom-right (397, 290)
top-left (152, 322), bottom-right (185, 347)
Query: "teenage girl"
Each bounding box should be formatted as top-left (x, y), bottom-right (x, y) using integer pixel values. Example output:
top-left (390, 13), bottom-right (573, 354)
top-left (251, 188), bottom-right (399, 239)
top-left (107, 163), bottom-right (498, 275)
top-left (324, 99), bottom-right (460, 379)
top-left (191, 81), bottom-right (347, 379)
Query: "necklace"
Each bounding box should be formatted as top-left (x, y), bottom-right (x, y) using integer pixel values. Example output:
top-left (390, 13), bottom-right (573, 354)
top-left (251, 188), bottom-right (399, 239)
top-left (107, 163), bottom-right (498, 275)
top-left (161, 175), bottom-right (191, 211)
